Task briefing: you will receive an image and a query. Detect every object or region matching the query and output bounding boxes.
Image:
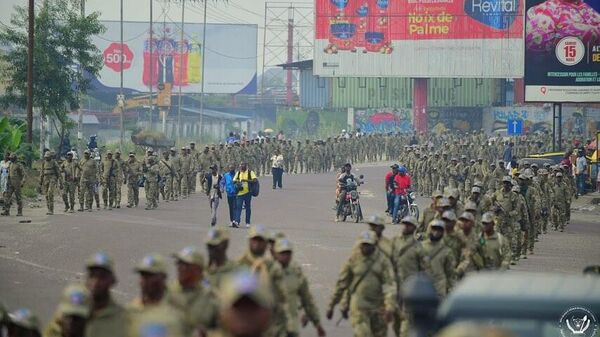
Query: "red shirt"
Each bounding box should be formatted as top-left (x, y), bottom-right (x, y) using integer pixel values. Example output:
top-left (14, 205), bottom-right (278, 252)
top-left (394, 174), bottom-right (411, 195)
top-left (384, 171), bottom-right (395, 189)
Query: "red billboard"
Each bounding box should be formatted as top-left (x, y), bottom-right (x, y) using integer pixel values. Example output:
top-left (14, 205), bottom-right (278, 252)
top-left (314, 0), bottom-right (525, 78)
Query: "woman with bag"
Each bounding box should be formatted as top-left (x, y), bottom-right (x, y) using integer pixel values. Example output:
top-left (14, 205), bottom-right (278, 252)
top-left (232, 162), bottom-right (258, 228)
top-left (206, 164), bottom-right (223, 226)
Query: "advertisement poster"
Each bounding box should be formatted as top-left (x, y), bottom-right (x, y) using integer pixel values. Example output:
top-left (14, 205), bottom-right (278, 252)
top-left (91, 21), bottom-right (258, 95)
top-left (354, 108), bottom-right (413, 133)
top-left (314, 0), bottom-right (524, 78)
top-left (524, 0), bottom-right (600, 102)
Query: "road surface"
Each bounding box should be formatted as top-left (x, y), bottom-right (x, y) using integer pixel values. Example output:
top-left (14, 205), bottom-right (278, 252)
top-left (1, 163), bottom-right (598, 336)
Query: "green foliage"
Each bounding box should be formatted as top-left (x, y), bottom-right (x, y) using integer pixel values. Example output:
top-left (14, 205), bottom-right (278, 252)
top-left (0, 116), bottom-right (25, 154)
top-left (0, 0), bottom-right (105, 129)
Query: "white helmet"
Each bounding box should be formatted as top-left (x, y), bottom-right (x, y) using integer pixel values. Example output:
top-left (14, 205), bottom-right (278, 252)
top-left (342, 129), bottom-right (346, 133)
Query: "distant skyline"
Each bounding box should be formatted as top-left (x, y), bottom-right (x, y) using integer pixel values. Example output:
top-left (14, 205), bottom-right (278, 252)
top-left (0, 0), bottom-right (313, 71)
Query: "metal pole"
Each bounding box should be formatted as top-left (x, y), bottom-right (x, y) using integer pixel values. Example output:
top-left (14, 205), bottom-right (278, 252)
top-left (77, 0), bottom-right (85, 153)
top-left (558, 103), bottom-right (563, 152)
top-left (119, 0), bottom-right (124, 150)
top-left (26, 0), bottom-right (34, 144)
top-left (552, 103), bottom-right (563, 152)
top-left (199, 0), bottom-right (207, 141)
top-left (286, 7), bottom-right (293, 106)
top-left (149, 0), bottom-right (154, 130)
top-left (261, 2), bottom-right (268, 97)
top-left (177, 0), bottom-right (185, 142)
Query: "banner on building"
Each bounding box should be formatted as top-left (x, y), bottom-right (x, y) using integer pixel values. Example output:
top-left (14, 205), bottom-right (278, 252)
top-left (314, 0), bottom-right (524, 78)
top-left (91, 21), bottom-right (258, 95)
top-left (524, 0), bottom-right (600, 102)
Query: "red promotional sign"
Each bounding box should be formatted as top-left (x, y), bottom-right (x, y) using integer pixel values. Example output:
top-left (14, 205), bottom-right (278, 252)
top-left (103, 43), bottom-right (134, 72)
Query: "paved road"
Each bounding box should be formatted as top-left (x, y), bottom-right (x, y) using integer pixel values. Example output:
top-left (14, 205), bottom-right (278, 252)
top-left (1, 163), bottom-right (599, 337)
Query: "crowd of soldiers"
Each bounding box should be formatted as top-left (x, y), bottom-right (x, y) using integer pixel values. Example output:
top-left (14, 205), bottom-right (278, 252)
top-left (1, 129), bottom-right (588, 337)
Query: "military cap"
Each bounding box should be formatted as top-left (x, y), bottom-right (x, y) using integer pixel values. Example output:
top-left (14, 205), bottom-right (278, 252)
top-left (539, 169), bottom-right (548, 175)
top-left (206, 227), bottom-right (229, 246)
top-left (445, 188), bottom-right (460, 199)
top-left (481, 212), bottom-right (495, 224)
top-left (220, 270), bottom-right (272, 309)
top-left (274, 238), bottom-right (293, 253)
top-left (173, 246), bottom-right (204, 267)
top-left (429, 219), bottom-right (445, 230)
top-left (357, 230), bottom-right (377, 245)
top-left (128, 152), bottom-right (135, 157)
top-left (511, 185), bottom-right (520, 192)
top-left (181, 146), bottom-right (186, 150)
top-left (7, 308), bottom-right (40, 331)
top-left (502, 176), bottom-right (512, 183)
top-left (441, 211), bottom-right (457, 222)
top-left (458, 212), bottom-right (475, 222)
top-left (498, 160), bottom-right (505, 164)
top-left (473, 180), bottom-right (483, 188)
top-left (464, 201), bottom-right (478, 212)
top-left (147, 147), bottom-right (154, 153)
top-left (248, 224), bottom-right (269, 240)
top-left (57, 283), bottom-right (91, 318)
top-left (460, 155), bottom-right (467, 159)
top-left (85, 252), bottom-right (115, 273)
top-left (438, 197), bottom-right (451, 207)
top-left (477, 157), bottom-right (483, 161)
top-left (134, 254), bottom-right (167, 274)
top-left (170, 147), bottom-right (176, 152)
top-left (522, 160), bottom-right (530, 166)
top-left (115, 150), bottom-right (121, 154)
top-left (44, 152), bottom-right (52, 158)
top-left (451, 157), bottom-right (458, 161)
top-left (531, 163), bottom-right (538, 168)
top-left (490, 162), bottom-right (496, 167)
top-left (401, 215), bottom-right (418, 226)
top-left (432, 190), bottom-right (444, 198)
top-left (469, 159), bottom-right (476, 163)
top-left (556, 172), bottom-right (563, 177)
top-left (471, 186), bottom-right (481, 194)
top-left (66, 151), bottom-right (73, 156)
top-left (190, 142), bottom-right (196, 145)
top-left (366, 214), bottom-right (386, 226)
top-left (84, 150), bottom-right (90, 154)
top-left (106, 151), bottom-right (113, 155)
top-left (268, 231), bottom-right (286, 242)
top-left (543, 163), bottom-right (551, 168)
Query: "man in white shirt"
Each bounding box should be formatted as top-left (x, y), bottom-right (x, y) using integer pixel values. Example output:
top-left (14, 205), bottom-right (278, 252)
top-left (271, 149), bottom-right (284, 189)
top-left (575, 150), bottom-right (588, 196)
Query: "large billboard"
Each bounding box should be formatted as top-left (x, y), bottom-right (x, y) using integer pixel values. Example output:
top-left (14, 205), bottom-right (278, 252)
top-left (91, 21), bottom-right (257, 95)
top-left (524, 0), bottom-right (600, 102)
top-left (314, 0), bottom-right (524, 78)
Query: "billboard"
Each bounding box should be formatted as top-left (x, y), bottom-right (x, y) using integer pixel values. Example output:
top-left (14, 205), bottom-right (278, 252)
top-left (524, 0), bottom-right (600, 102)
top-left (91, 21), bottom-right (257, 95)
top-left (314, 0), bottom-right (524, 78)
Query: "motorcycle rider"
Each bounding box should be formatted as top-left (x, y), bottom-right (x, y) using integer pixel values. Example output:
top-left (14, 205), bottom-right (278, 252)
top-left (335, 163), bottom-right (357, 222)
top-left (385, 164), bottom-right (399, 214)
top-left (392, 165), bottom-right (412, 223)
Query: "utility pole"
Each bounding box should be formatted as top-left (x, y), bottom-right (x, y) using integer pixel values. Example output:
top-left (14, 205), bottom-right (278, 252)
top-left (198, 0), bottom-right (207, 140)
top-left (26, 0), bottom-right (34, 144)
top-left (119, 0), bottom-right (124, 150)
top-left (77, 0), bottom-right (85, 153)
top-left (177, 0), bottom-right (185, 142)
top-left (286, 7), bottom-right (293, 106)
top-left (149, 0), bottom-right (154, 130)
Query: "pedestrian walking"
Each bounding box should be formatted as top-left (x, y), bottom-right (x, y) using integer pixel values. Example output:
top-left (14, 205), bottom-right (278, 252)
top-left (575, 150), bottom-right (588, 196)
top-left (271, 149), bottom-right (284, 189)
top-left (39, 151), bottom-right (62, 215)
top-left (221, 164), bottom-right (238, 227)
top-left (232, 162), bottom-right (257, 228)
top-left (206, 165), bottom-right (222, 226)
top-left (2, 154), bottom-right (24, 216)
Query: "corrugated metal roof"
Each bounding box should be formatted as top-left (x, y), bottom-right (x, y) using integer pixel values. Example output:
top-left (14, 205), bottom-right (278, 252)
top-left (68, 113), bottom-right (99, 125)
top-left (300, 69), bottom-right (331, 108)
top-left (332, 77), bottom-right (413, 108)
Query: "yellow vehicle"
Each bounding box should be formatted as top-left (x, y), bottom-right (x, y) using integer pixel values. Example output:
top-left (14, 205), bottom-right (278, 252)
top-left (112, 83), bottom-right (172, 113)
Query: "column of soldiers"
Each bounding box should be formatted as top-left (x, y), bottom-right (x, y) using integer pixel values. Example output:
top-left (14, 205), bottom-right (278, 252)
top-left (3, 224), bottom-right (328, 337)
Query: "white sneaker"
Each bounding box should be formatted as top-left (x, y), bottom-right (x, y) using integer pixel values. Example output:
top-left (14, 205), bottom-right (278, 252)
top-left (245, 223), bottom-right (250, 228)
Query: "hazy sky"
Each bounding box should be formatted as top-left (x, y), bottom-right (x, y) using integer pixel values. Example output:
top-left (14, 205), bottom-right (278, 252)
top-left (0, 0), bottom-right (311, 70)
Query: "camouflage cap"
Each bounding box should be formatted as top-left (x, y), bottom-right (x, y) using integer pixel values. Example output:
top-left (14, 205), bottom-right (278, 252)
top-left (57, 283), bottom-right (91, 318)
top-left (248, 224), bottom-right (269, 240)
top-left (473, 180), bottom-right (483, 188)
top-left (134, 254), bottom-right (167, 275)
top-left (206, 227), bottom-right (230, 246)
top-left (220, 270), bottom-right (273, 309)
top-left (85, 252), bottom-right (115, 274)
top-left (429, 219), bottom-right (445, 230)
top-left (438, 197), bottom-right (451, 207)
top-left (432, 190), bottom-right (444, 198)
top-left (366, 214), bottom-right (386, 226)
top-left (481, 212), bottom-right (495, 224)
top-left (273, 238), bottom-right (293, 253)
top-left (556, 172), bottom-right (563, 177)
top-left (170, 147), bottom-right (176, 152)
top-left (44, 152), bottom-right (52, 158)
top-left (458, 212), bottom-right (475, 222)
top-left (83, 150), bottom-right (90, 154)
top-left (268, 231), bottom-right (286, 242)
top-left (7, 308), bottom-right (40, 331)
top-left (115, 150), bottom-right (121, 155)
top-left (173, 246), bottom-right (204, 267)
top-left (357, 230), bottom-right (377, 245)
top-left (531, 163), bottom-right (538, 168)
top-left (441, 211), bottom-right (457, 222)
top-left (464, 201), bottom-right (478, 212)
top-left (128, 152), bottom-right (135, 157)
top-left (502, 176), bottom-right (512, 182)
top-left (471, 186), bottom-right (481, 194)
top-left (400, 215), bottom-right (418, 227)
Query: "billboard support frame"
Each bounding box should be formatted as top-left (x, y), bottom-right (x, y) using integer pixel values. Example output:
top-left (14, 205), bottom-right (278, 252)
top-left (552, 103), bottom-right (562, 152)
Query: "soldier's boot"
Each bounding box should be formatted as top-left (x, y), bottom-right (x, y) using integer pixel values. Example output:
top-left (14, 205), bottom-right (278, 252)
top-left (1, 210), bottom-right (9, 216)
top-left (17, 208), bottom-right (23, 217)
top-left (46, 206), bottom-right (54, 216)
top-left (78, 203), bottom-right (84, 212)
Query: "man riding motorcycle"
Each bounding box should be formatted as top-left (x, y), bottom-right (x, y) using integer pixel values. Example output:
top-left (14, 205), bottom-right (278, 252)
top-left (336, 163), bottom-right (357, 222)
top-left (392, 165), bottom-right (412, 223)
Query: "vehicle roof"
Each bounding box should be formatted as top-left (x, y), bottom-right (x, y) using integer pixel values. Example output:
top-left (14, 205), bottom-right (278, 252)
top-left (437, 272), bottom-right (600, 323)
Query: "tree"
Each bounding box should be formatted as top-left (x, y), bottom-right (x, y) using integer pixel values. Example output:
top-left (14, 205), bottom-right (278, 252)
top-left (0, 0), bottom-right (105, 154)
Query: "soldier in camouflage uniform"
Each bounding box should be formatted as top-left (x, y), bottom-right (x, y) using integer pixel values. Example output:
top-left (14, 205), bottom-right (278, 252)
top-left (158, 151), bottom-right (175, 202)
top-left (113, 151), bottom-right (125, 208)
top-left (327, 230), bottom-right (396, 337)
top-left (551, 172), bottom-right (569, 232)
top-left (60, 152), bottom-right (79, 213)
top-left (170, 148), bottom-right (182, 201)
top-left (478, 212), bottom-right (511, 270)
top-left (491, 176), bottom-right (519, 256)
top-left (143, 156), bottom-right (160, 210)
top-left (422, 220), bottom-right (456, 297)
top-left (181, 147), bottom-right (192, 199)
top-left (100, 152), bottom-right (117, 210)
top-left (124, 152), bottom-right (142, 208)
top-left (40, 151), bottom-right (62, 215)
top-left (2, 153), bottom-right (25, 216)
top-left (78, 150), bottom-right (96, 212)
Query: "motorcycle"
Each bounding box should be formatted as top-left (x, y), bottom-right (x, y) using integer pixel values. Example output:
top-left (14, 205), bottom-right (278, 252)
top-left (394, 190), bottom-right (420, 223)
top-left (340, 175), bottom-right (364, 223)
